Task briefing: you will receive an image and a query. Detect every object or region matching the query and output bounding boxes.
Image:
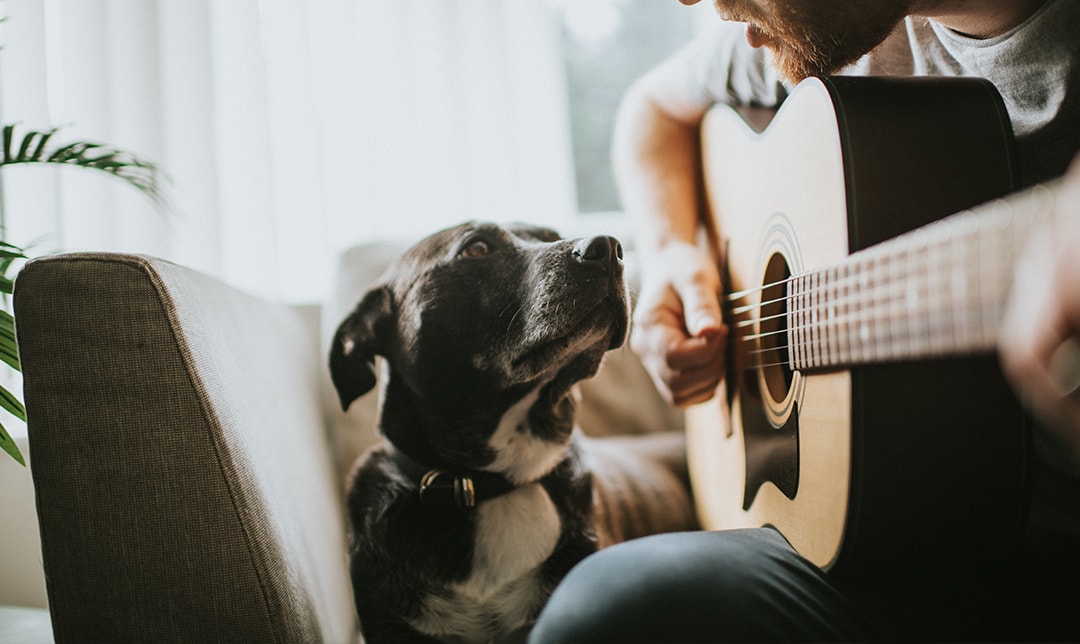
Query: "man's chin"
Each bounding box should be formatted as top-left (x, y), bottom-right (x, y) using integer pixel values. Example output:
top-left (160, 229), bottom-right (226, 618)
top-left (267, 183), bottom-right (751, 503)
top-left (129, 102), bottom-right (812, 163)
top-left (765, 47), bottom-right (820, 86)
top-left (744, 23), bottom-right (771, 49)
top-left (766, 38), bottom-right (871, 86)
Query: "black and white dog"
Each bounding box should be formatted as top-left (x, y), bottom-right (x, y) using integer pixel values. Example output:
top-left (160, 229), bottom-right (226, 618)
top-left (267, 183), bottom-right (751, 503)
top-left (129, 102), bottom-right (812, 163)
top-left (329, 222), bottom-right (697, 643)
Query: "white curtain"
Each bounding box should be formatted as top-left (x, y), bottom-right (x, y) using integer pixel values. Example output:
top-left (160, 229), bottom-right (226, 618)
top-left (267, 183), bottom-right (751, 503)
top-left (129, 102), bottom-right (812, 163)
top-left (0, 0), bottom-right (577, 302)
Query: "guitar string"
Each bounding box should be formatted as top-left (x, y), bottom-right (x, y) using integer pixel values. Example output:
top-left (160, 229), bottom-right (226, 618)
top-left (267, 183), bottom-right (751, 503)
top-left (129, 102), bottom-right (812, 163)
top-left (733, 287), bottom-right (1010, 370)
top-left (734, 270), bottom-right (1010, 339)
top-left (722, 194), bottom-right (1040, 309)
top-left (724, 259), bottom-right (1014, 369)
top-left (725, 263), bottom-right (951, 318)
top-left (727, 275), bottom-right (1005, 339)
top-left (738, 311), bottom-right (1022, 371)
top-left (721, 242), bottom-right (939, 304)
top-left (735, 276), bottom-right (1007, 340)
top-left (725, 254), bottom-right (988, 310)
top-left (722, 219), bottom-right (1021, 337)
top-left (732, 296), bottom-right (1013, 370)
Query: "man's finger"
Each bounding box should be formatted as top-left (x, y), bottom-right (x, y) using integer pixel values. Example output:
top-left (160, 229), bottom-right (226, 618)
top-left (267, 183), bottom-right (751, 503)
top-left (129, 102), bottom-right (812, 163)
top-left (665, 326), bottom-right (727, 371)
top-left (679, 286), bottom-right (723, 338)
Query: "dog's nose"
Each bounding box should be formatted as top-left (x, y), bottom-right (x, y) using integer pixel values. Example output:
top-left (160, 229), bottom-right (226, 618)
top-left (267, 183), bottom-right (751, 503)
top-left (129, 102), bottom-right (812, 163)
top-left (573, 235), bottom-right (623, 266)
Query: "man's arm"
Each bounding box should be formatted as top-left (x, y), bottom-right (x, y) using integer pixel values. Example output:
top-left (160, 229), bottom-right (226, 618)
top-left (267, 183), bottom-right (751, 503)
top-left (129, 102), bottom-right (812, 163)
top-left (612, 24), bottom-right (783, 406)
top-left (613, 48), bottom-right (725, 407)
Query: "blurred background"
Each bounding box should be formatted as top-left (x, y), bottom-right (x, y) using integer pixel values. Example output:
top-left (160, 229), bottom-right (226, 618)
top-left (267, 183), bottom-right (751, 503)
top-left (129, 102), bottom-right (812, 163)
top-left (0, 0), bottom-right (710, 303)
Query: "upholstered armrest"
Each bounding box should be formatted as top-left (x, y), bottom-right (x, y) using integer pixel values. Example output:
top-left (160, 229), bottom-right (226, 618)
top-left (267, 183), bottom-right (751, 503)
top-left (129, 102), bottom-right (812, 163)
top-left (14, 253), bottom-right (356, 643)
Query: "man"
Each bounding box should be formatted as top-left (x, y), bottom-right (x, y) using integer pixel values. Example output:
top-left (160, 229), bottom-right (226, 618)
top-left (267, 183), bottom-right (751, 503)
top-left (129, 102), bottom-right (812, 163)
top-left (529, 0), bottom-right (1080, 640)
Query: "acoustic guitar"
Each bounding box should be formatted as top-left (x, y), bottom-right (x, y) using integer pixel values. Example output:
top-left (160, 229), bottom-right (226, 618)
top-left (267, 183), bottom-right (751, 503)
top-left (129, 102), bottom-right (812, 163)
top-left (685, 76), bottom-right (1056, 576)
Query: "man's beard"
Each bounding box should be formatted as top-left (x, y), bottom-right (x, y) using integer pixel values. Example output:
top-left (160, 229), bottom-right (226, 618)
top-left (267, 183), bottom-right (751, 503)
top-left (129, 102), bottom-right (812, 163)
top-left (716, 0), bottom-right (911, 84)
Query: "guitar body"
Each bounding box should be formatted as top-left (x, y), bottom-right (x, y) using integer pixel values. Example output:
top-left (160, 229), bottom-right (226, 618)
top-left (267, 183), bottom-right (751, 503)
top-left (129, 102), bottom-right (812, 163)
top-left (686, 77), bottom-right (1030, 576)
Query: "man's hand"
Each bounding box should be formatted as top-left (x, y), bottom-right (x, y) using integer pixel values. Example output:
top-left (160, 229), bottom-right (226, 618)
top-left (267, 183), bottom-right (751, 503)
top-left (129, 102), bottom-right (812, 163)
top-left (999, 154), bottom-right (1080, 470)
top-left (631, 240), bottom-right (727, 407)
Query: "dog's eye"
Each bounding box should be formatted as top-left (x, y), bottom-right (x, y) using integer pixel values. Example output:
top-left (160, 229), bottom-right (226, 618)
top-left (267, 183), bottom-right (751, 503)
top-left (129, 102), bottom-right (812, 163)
top-left (461, 239), bottom-right (491, 258)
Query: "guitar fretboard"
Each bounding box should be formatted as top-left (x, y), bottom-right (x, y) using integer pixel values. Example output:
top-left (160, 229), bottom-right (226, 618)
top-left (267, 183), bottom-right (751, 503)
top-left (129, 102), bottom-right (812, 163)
top-left (786, 182), bottom-right (1057, 370)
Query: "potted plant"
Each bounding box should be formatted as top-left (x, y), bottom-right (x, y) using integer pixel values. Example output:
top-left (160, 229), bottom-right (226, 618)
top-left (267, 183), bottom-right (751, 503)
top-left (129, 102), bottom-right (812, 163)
top-left (0, 124), bottom-right (166, 465)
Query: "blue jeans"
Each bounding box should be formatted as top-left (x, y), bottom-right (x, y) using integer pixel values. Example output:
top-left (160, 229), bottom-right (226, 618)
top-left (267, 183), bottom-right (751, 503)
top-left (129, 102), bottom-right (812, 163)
top-left (528, 527), bottom-right (1079, 643)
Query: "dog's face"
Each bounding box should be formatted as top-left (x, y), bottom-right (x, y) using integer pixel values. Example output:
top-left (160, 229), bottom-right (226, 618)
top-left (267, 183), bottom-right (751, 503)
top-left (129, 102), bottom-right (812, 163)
top-left (330, 221), bottom-right (629, 474)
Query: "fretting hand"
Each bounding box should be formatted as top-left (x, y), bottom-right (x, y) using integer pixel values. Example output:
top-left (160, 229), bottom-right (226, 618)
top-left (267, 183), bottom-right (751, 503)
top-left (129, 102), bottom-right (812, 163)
top-left (999, 153), bottom-right (1080, 470)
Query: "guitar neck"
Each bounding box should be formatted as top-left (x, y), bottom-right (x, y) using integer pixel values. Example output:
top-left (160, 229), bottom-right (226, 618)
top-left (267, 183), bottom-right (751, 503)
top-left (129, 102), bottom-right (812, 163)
top-left (787, 182), bottom-right (1057, 370)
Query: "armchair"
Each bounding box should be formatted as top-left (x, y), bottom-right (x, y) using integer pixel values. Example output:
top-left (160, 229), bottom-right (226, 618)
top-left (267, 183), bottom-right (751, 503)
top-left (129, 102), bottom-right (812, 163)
top-left (15, 253), bottom-right (357, 643)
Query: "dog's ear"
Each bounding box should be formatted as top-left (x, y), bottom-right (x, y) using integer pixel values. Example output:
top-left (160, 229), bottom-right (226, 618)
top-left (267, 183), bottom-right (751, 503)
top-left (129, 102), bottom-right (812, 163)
top-left (507, 223), bottom-right (561, 243)
top-left (329, 286), bottom-right (392, 411)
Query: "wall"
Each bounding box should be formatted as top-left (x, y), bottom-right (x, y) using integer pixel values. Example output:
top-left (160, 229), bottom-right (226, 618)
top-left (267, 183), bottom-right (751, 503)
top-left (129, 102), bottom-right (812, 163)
top-left (0, 435), bottom-right (48, 609)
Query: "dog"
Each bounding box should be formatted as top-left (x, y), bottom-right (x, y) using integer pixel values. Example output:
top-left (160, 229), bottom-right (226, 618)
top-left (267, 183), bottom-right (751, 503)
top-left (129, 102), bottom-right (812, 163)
top-left (329, 221), bottom-right (698, 643)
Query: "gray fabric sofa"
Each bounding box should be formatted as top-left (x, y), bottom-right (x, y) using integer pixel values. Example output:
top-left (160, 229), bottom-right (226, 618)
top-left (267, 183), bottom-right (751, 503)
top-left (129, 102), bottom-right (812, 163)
top-left (13, 244), bottom-right (679, 643)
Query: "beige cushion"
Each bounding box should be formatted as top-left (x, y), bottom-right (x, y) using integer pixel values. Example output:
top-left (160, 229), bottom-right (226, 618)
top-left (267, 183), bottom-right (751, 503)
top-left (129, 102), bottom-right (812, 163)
top-left (15, 253), bottom-right (356, 643)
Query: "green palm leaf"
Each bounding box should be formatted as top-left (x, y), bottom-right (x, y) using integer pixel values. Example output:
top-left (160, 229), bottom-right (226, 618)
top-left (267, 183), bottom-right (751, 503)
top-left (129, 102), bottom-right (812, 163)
top-left (0, 378), bottom-right (27, 466)
top-left (0, 311), bottom-right (19, 372)
top-left (1, 124), bottom-right (169, 209)
top-left (0, 240), bottom-right (25, 466)
top-left (0, 420), bottom-right (24, 466)
top-left (0, 384), bottom-right (25, 422)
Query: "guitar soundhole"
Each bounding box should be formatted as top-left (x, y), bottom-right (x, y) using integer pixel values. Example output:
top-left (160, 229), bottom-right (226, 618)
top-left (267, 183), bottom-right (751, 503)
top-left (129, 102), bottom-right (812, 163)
top-left (760, 252), bottom-right (793, 407)
top-left (739, 249), bottom-right (801, 508)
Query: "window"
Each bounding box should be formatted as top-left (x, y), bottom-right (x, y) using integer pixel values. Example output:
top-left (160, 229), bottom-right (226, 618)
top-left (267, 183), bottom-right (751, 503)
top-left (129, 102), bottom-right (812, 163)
top-left (550, 0), bottom-right (705, 213)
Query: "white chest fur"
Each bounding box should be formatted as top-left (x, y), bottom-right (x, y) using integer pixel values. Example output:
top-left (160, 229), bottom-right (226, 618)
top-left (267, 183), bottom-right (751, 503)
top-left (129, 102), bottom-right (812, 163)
top-left (486, 386), bottom-right (569, 485)
top-left (414, 483), bottom-right (562, 642)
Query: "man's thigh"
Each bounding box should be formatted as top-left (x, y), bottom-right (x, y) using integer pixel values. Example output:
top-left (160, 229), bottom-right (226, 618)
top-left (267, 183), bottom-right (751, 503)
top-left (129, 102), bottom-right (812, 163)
top-left (528, 528), bottom-right (871, 643)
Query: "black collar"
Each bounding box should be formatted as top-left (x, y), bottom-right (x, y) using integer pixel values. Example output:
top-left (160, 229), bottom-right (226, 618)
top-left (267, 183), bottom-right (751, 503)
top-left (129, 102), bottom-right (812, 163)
top-left (391, 450), bottom-right (517, 508)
